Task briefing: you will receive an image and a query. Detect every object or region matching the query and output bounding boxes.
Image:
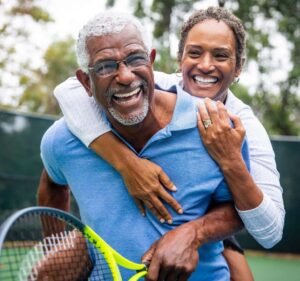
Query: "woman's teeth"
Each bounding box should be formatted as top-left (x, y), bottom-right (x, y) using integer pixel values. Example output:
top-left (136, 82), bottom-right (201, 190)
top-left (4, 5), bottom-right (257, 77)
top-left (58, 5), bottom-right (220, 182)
top-left (194, 76), bottom-right (218, 84)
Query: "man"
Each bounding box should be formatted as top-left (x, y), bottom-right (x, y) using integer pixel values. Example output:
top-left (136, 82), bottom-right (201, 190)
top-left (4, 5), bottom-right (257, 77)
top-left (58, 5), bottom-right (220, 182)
top-left (38, 11), bottom-right (249, 280)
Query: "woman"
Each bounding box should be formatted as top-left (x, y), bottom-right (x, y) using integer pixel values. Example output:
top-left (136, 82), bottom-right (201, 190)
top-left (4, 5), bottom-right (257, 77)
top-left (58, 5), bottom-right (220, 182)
top-left (54, 7), bottom-right (284, 280)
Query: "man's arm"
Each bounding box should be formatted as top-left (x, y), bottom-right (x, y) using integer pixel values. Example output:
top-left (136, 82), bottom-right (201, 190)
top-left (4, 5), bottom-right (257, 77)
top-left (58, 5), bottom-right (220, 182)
top-left (37, 168), bottom-right (70, 212)
top-left (36, 169), bottom-right (92, 280)
top-left (143, 203), bottom-right (243, 281)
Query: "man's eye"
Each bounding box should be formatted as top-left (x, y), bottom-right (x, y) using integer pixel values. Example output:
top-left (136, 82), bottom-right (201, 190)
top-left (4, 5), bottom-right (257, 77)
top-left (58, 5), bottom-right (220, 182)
top-left (95, 61), bottom-right (116, 73)
top-left (126, 54), bottom-right (148, 66)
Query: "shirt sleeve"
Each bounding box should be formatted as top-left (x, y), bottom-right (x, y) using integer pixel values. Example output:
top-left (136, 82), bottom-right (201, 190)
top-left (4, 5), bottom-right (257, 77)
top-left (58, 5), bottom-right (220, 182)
top-left (53, 77), bottom-right (111, 147)
top-left (154, 71), bottom-right (181, 92)
top-left (212, 179), bottom-right (233, 202)
top-left (40, 120), bottom-right (68, 185)
top-left (228, 94), bottom-right (285, 248)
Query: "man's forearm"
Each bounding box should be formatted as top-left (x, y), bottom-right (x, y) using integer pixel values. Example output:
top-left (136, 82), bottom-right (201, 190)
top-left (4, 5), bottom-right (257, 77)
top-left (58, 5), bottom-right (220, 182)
top-left (191, 202), bottom-right (243, 247)
top-left (37, 169), bottom-right (70, 212)
top-left (142, 202), bottom-right (243, 281)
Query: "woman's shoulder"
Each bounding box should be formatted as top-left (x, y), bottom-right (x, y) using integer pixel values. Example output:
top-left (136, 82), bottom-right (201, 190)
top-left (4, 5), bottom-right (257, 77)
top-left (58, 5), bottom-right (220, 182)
top-left (225, 90), bottom-right (252, 115)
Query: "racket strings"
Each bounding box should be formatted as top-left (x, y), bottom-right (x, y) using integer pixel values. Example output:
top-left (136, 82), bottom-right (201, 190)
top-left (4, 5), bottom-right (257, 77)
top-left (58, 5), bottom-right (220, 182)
top-left (0, 212), bottom-right (115, 280)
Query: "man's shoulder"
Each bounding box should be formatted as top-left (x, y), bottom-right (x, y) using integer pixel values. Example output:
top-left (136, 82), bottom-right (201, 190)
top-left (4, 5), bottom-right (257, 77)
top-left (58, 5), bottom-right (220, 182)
top-left (41, 118), bottom-right (75, 150)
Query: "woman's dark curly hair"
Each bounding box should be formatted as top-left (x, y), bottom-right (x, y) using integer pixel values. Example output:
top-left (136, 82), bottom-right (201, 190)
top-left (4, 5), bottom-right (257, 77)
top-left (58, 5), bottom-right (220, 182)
top-left (178, 6), bottom-right (246, 71)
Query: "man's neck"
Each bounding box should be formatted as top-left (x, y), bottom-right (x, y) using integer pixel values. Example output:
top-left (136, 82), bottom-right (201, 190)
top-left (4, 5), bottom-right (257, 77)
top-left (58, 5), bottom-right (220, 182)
top-left (111, 89), bottom-right (176, 152)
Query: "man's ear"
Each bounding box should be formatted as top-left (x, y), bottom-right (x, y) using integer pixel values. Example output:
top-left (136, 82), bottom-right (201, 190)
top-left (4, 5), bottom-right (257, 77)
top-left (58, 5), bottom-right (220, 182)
top-left (149, 49), bottom-right (156, 64)
top-left (76, 69), bottom-right (93, 97)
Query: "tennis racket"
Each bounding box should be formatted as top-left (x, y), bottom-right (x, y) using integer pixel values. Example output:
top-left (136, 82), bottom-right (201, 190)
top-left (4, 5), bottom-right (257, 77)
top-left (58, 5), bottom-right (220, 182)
top-left (0, 206), bottom-right (148, 281)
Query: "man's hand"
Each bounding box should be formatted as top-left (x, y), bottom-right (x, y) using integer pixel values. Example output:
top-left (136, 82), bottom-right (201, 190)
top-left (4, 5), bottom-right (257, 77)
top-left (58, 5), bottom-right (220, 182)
top-left (142, 222), bottom-right (200, 281)
top-left (32, 231), bottom-right (92, 281)
top-left (142, 203), bottom-right (243, 280)
top-left (120, 158), bottom-right (183, 223)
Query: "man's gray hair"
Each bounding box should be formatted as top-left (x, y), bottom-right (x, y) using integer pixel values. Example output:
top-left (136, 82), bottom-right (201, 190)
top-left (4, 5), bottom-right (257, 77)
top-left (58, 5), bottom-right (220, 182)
top-left (76, 11), bottom-right (152, 73)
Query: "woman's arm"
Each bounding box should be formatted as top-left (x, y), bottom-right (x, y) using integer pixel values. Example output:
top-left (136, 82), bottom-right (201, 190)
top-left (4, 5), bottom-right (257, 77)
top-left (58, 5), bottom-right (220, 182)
top-left (90, 133), bottom-right (183, 223)
top-left (198, 99), bottom-right (263, 210)
top-left (197, 98), bottom-right (284, 248)
top-left (53, 77), bottom-right (182, 223)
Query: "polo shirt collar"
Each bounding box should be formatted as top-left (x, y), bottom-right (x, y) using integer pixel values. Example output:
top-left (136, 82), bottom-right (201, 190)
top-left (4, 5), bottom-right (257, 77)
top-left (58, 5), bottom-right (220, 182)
top-left (167, 84), bottom-right (200, 131)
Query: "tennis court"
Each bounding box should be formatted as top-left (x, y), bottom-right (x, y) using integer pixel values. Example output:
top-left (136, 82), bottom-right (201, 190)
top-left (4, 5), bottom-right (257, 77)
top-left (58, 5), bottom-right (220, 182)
top-left (246, 251), bottom-right (300, 281)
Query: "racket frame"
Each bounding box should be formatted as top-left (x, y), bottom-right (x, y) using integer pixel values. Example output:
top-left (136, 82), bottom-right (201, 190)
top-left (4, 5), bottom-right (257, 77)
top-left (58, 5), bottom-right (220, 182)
top-left (0, 207), bottom-right (147, 281)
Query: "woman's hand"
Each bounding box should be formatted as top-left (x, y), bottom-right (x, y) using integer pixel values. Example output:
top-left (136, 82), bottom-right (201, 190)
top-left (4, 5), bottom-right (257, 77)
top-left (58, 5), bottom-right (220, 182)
top-left (90, 133), bottom-right (183, 223)
top-left (197, 98), bottom-right (246, 168)
top-left (120, 157), bottom-right (183, 223)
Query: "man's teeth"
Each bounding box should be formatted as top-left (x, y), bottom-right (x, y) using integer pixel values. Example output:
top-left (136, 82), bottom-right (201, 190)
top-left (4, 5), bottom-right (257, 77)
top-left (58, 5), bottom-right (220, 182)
top-left (113, 88), bottom-right (140, 98)
top-left (194, 76), bottom-right (218, 83)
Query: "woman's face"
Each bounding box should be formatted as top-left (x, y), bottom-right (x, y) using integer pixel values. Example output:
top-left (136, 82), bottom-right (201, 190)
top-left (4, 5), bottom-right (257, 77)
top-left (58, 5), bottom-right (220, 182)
top-left (180, 19), bottom-right (241, 101)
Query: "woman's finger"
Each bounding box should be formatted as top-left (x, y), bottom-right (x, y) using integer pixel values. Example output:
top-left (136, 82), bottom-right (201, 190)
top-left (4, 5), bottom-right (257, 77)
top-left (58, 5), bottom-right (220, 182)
top-left (134, 198), bottom-right (146, 216)
top-left (204, 98), bottom-right (219, 124)
top-left (198, 102), bottom-right (212, 130)
top-left (159, 188), bottom-right (183, 215)
top-left (216, 101), bottom-right (230, 123)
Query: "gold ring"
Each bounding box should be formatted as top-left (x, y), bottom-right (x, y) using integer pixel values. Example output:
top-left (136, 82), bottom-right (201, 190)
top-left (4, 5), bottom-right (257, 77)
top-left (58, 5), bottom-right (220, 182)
top-left (203, 119), bottom-right (212, 129)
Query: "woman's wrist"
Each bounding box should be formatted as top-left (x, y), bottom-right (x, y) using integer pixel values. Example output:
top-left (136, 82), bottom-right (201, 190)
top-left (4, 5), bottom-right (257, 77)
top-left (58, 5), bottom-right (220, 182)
top-left (116, 152), bottom-right (140, 174)
top-left (218, 153), bottom-right (244, 173)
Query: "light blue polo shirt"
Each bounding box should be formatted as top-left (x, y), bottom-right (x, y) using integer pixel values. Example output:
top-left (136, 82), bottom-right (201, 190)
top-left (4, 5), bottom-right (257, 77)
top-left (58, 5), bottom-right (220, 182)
top-left (41, 85), bottom-right (250, 280)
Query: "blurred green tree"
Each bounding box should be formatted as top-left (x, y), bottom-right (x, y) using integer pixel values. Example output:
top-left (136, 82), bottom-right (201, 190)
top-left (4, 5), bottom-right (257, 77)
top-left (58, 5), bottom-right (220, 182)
top-left (1, 0), bottom-right (299, 134)
top-left (0, 0), bottom-right (52, 106)
top-left (18, 37), bottom-right (77, 115)
top-left (106, 0), bottom-right (300, 135)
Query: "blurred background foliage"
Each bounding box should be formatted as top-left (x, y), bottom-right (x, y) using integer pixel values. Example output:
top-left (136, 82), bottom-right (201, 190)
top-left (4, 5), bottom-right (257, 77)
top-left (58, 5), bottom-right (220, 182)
top-left (0, 0), bottom-right (299, 135)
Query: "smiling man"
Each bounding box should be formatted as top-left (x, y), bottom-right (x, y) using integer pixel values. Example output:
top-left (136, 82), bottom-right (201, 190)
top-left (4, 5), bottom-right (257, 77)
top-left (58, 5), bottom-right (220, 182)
top-left (38, 11), bottom-right (250, 281)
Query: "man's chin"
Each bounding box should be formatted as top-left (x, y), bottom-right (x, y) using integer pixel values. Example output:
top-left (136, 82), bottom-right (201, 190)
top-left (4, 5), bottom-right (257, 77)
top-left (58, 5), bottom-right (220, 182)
top-left (108, 99), bottom-right (149, 126)
top-left (108, 108), bottom-right (147, 126)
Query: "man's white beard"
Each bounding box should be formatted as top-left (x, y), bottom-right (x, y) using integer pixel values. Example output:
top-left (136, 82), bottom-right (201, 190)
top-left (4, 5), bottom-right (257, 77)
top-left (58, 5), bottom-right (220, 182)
top-left (108, 97), bottom-right (149, 126)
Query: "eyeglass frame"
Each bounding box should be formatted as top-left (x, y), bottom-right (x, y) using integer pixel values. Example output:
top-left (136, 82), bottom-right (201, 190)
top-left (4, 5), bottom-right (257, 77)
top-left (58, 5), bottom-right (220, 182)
top-left (88, 52), bottom-right (151, 78)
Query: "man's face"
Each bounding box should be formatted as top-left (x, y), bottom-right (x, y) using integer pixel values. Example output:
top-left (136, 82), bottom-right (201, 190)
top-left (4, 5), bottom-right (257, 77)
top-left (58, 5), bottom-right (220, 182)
top-left (84, 24), bottom-right (155, 126)
top-left (180, 19), bottom-right (240, 100)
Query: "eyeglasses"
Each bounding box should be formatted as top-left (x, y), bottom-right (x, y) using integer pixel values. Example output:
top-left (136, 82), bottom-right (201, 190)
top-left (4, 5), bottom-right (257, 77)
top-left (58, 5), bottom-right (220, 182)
top-left (88, 52), bottom-right (150, 77)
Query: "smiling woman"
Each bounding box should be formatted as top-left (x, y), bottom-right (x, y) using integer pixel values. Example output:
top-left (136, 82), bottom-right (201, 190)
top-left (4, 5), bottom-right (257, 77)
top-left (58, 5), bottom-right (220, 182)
top-left (179, 19), bottom-right (240, 101)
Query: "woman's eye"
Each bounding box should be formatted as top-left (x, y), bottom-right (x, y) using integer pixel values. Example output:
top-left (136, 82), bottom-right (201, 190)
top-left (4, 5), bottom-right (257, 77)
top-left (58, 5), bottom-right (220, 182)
top-left (215, 53), bottom-right (230, 60)
top-left (187, 51), bottom-right (201, 57)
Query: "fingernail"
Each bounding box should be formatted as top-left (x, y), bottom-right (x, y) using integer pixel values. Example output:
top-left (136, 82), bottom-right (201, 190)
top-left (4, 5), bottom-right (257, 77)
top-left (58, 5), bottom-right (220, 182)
top-left (160, 218), bottom-right (165, 223)
top-left (167, 219), bottom-right (173, 224)
top-left (178, 208), bottom-right (183, 214)
top-left (171, 185), bottom-right (177, 191)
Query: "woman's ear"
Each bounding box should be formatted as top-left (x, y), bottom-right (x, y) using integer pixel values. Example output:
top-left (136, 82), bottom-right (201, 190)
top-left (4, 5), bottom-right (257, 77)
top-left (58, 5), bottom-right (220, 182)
top-left (178, 59), bottom-right (182, 73)
top-left (76, 69), bottom-right (93, 97)
top-left (235, 57), bottom-right (245, 77)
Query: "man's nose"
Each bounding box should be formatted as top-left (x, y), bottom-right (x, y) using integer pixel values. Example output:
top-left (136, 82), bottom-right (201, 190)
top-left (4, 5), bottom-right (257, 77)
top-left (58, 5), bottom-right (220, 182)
top-left (115, 63), bottom-right (135, 85)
